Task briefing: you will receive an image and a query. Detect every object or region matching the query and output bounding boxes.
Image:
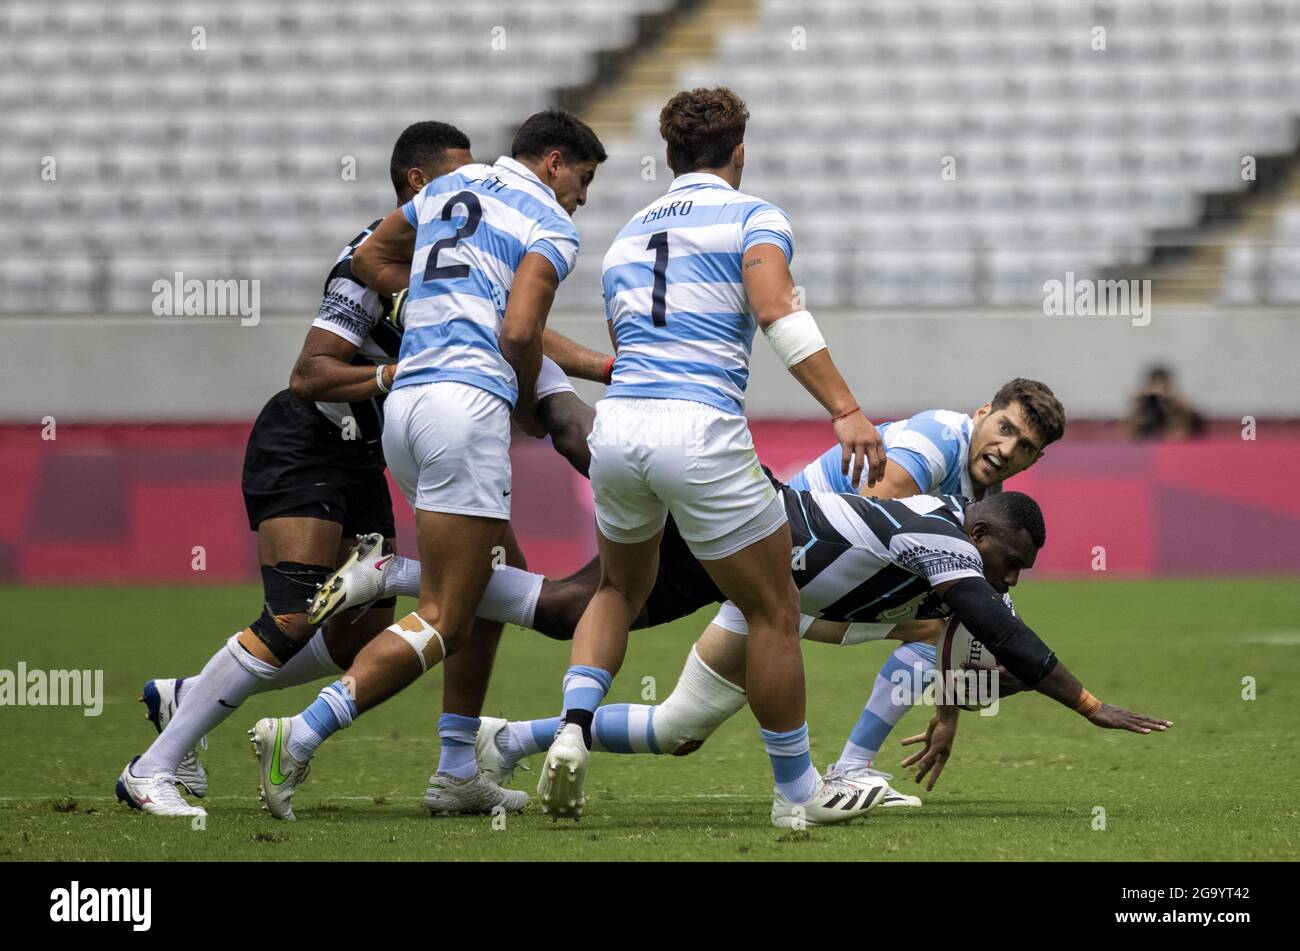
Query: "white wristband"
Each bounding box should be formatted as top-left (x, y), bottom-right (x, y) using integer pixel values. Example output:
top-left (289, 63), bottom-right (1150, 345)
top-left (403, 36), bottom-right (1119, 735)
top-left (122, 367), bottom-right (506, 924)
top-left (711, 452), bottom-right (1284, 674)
top-left (763, 310), bottom-right (826, 369)
top-left (376, 363), bottom-right (392, 394)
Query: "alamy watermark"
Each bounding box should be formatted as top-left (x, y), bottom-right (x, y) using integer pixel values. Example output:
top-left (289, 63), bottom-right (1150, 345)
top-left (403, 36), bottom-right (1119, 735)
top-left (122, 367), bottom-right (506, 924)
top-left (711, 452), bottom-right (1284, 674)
top-left (0, 663), bottom-right (103, 716)
top-left (1042, 271), bottom-right (1151, 327)
top-left (891, 664), bottom-right (1001, 716)
top-left (152, 272), bottom-right (260, 326)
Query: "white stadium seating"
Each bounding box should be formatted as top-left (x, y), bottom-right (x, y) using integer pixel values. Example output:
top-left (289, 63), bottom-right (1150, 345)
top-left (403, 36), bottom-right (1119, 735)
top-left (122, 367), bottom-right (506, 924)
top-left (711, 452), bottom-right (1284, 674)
top-left (2, 0), bottom-right (1298, 312)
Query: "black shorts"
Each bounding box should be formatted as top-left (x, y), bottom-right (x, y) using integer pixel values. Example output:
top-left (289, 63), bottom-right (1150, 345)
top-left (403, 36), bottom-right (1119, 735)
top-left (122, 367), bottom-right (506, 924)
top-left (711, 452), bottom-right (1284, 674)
top-left (641, 515), bottom-right (725, 627)
top-left (242, 389), bottom-right (396, 538)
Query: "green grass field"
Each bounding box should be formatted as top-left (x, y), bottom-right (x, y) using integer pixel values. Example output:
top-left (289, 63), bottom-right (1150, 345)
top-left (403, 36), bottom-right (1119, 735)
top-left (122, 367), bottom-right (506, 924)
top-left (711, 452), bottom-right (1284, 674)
top-left (2, 579), bottom-right (1297, 861)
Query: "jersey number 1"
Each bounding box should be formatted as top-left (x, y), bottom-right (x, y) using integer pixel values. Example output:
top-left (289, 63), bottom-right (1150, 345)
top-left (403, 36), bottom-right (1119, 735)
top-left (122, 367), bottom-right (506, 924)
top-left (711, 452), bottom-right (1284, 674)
top-left (424, 191), bottom-right (482, 282)
top-left (647, 231), bottom-right (668, 327)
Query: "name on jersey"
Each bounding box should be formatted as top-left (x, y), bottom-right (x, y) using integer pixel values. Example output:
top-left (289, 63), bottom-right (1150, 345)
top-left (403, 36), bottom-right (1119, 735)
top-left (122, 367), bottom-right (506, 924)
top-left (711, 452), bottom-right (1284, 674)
top-left (466, 174), bottom-right (508, 193)
top-left (641, 199), bottom-right (693, 224)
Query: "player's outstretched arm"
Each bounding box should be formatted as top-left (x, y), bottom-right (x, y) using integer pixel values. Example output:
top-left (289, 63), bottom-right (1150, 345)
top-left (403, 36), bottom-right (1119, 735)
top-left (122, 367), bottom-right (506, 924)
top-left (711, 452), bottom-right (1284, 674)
top-left (543, 328), bottom-right (611, 384)
top-left (501, 252), bottom-right (560, 438)
top-left (742, 243), bottom-right (885, 487)
top-left (351, 208), bottom-right (417, 298)
top-left (939, 577), bottom-right (1173, 734)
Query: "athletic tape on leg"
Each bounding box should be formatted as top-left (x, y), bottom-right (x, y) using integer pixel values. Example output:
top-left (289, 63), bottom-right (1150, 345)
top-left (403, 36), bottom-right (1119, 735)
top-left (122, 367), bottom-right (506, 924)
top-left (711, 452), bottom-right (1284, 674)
top-left (388, 613), bottom-right (445, 673)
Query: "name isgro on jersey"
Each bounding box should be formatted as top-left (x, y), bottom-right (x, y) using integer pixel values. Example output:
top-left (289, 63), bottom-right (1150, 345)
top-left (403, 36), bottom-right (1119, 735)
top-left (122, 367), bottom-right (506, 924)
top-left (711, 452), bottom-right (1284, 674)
top-left (641, 199), bottom-right (693, 224)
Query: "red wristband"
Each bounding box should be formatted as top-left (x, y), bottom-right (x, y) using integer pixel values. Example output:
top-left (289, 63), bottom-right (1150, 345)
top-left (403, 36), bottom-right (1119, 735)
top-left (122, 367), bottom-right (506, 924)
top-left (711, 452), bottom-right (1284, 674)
top-left (831, 405), bottom-right (860, 423)
top-left (602, 356), bottom-right (616, 385)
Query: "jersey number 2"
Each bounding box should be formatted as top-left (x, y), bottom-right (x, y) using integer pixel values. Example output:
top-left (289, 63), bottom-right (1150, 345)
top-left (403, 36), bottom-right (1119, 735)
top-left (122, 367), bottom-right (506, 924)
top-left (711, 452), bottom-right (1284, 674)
top-left (647, 231), bottom-right (668, 327)
top-left (423, 191), bottom-right (482, 282)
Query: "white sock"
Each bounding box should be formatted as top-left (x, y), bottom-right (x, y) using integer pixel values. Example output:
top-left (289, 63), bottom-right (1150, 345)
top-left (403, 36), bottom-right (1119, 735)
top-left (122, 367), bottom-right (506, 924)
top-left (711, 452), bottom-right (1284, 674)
top-left (476, 566), bottom-right (544, 628)
top-left (135, 634), bottom-right (277, 775)
top-left (382, 555), bottom-right (422, 598)
top-left (381, 556), bottom-right (543, 630)
top-left (272, 629), bottom-right (344, 689)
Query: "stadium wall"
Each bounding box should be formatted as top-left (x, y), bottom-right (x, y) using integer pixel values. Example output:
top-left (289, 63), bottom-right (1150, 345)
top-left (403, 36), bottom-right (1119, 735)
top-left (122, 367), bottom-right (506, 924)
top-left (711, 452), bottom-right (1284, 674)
top-left (2, 422), bottom-right (1297, 585)
top-left (4, 305), bottom-right (1299, 420)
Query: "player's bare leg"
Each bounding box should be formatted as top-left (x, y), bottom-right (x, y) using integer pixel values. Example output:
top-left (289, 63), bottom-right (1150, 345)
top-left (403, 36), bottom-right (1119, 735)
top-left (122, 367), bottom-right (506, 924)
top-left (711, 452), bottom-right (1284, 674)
top-left (700, 523), bottom-right (803, 731)
top-left (540, 528), bottom-right (663, 819)
top-left (423, 528), bottom-right (529, 815)
top-left (253, 510), bottom-right (504, 819)
top-left (119, 516), bottom-right (339, 817)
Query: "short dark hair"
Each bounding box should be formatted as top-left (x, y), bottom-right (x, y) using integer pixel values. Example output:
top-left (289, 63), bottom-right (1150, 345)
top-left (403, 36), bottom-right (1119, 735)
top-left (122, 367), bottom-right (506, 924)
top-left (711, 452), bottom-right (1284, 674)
top-left (510, 109), bottom-right (607, 165)
top-left (991, 378), bottom-right (1066, 446)
top-left (659, 87), bottom-right (749, 174)
top-left (983, 491), bottom-right (1047, 549)
top-left (389, 121), bottom-right (471, 197)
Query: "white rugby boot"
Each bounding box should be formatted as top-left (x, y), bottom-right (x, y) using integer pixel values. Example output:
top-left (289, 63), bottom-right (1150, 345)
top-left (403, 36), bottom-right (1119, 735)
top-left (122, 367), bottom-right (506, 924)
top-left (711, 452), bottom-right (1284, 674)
top-left (827, 763), bottom-right (922, 808)
top-left (249, 717), bottom-right (312, 821)
top-left (537, 725), bottom-right (588, 821)
top-left (423, 771), bottom-right (530, 816)
top-left (307, 533), bottom-right (390, 625)
top-left (475, 716), bottom-right (528, 786)
top-left (115, 758), bottom-right (207, 818)
top-left (771, 771), bottom-right (890, 828)
top-left (140, 677), bottom-right (208, 798)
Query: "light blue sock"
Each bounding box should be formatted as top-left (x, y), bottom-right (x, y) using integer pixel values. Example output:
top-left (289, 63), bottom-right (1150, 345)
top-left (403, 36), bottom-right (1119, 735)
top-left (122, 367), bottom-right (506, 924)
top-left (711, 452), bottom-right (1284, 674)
top-left (836, 642), bottom-right (937, 771)
top-left (287, 680), bottom-right (357, 760)
top-left (761, 723), bottom-right (818, 803)
top-left (561, 665), bottom-right (613, 715)
top-left (498, 705), bottom-right (661, 764)
top-left (436, 713), bottom-right (480, 780)
top-left (593, 703), bottom-right (660, 754)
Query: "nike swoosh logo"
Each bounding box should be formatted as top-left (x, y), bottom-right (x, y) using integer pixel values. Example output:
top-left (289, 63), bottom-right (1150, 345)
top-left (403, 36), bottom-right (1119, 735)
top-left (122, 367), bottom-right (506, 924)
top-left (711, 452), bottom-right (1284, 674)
top-left (502, 489), bottom-right (511, 497)
top-left (217, 699), bottom-right (239, 709)
top-left (270, 720), bottom-right (288, 786)
top-left (374, 555), bottom-right (393, 571)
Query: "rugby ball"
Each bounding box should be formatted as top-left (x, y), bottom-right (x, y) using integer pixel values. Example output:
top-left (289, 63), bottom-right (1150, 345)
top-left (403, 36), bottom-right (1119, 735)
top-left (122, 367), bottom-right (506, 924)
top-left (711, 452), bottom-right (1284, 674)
top-left (937, 615), bottom-right (999, 674)
top-left (935, 615), bottom-right (999, 710)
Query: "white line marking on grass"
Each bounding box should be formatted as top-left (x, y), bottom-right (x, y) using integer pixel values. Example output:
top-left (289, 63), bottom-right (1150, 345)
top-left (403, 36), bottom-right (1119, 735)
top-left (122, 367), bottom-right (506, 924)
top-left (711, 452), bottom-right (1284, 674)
top-left (1240, 630), bottom-right (1300, 645)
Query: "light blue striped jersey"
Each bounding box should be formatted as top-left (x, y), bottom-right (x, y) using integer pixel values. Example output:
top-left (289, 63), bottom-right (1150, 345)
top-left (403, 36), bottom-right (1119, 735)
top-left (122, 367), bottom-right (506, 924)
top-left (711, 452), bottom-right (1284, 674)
top-left (788, 410), bottom-right (974, 497)
top-left (600, 172), bottom-right (794, 415)
top-left (395, 156), bottom-right (579, 408)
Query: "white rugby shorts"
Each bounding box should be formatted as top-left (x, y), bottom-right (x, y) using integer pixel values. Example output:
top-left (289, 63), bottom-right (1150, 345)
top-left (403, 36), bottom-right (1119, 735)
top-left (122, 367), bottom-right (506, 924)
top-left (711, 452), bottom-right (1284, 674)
top-left (587, 396), bottom-right (786, 561)
top-left (383, 381), bottom-right (512, 519)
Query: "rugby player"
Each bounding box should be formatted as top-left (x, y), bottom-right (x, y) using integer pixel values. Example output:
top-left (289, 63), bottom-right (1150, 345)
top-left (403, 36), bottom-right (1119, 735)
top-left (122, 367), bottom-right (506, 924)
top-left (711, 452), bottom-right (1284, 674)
top-left (544, 87), bottom-right (889, 826)
top-left (479, 486), bottom-right (1172, 827)
top-left (248, 111), bottom-right (607, 821)
top-left (311, 368), bottom-right (1067, 804)
top-left (118, 120), bottom-right (608, 818)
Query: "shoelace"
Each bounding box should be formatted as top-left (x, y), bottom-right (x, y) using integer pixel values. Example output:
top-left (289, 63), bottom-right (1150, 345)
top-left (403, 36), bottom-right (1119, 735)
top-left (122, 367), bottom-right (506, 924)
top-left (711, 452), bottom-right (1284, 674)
top-left (151, 774), bottom-right (192, 809)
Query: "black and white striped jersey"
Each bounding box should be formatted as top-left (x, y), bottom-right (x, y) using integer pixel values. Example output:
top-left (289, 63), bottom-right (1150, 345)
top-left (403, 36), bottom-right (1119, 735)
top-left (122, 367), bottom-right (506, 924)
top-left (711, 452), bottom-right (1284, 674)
top-left (782, 486), bottom-right (986, 624)
top-left (309, 219), bottom-right (403, 443)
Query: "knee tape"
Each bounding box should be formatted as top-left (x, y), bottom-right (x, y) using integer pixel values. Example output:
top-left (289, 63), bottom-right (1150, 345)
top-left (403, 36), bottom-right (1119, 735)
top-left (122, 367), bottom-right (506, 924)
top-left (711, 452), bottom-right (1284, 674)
top-left (250, 606), bottom-right (302, 664)
top-left (388, 613), bottom-right (445, 673)
top-left (261, 562), bottom-right (333, 614)
top-left (653, 646), bottom-right (748, 755)
top-left (251, 562), bottom-right (333, 663)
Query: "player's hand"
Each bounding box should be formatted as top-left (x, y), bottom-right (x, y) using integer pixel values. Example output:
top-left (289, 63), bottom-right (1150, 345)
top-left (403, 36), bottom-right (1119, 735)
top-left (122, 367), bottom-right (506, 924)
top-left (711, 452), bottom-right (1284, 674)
top-left (900, 707), bottom-right (959, 790)
top-left (990, 665), bottom-right (1029, 697)
top-left (1087, 703), bottom-right (1173, 734)
top-left (833, 410), bottom-right (885, 488)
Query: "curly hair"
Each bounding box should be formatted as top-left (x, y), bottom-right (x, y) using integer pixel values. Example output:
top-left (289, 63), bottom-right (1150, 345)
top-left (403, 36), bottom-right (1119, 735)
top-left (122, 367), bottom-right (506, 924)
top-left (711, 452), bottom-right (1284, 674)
top-left (991, 378), bottom-right (1066, 446)
top-left (659, 87), bottom-right (749, 174)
